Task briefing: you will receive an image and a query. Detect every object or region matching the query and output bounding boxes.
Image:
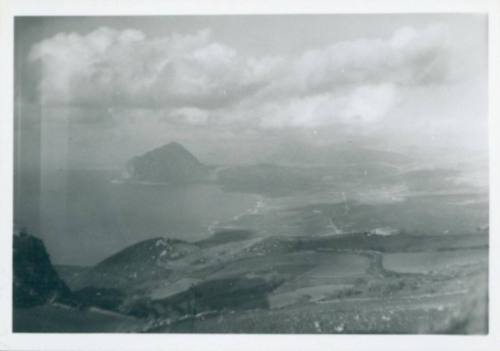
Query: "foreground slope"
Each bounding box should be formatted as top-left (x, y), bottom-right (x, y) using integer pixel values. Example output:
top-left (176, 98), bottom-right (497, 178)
top-left (16, 228), bottom-right (487, 334)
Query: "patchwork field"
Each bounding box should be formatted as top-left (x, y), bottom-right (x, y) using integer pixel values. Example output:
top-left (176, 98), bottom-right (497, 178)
top-left (139, 231), bottom-right (488, 334)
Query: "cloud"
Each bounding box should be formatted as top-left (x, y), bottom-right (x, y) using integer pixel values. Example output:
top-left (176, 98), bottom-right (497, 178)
top-left (169, 107), bottom-right (209, 125)
top-left (261, 25), bottom-right (449, 100)
top-left (30, 28), bottom-right (259, 108)
top-left (220, 83), bottom-right (397, 129)
top-left (29, 24), bottom-right (451, 129)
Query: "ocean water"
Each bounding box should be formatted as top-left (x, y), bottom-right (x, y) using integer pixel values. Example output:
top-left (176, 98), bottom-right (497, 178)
top-left (15, 169), bottom-right (259, 266)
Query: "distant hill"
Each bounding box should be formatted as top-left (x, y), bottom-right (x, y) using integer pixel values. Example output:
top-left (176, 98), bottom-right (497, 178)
top-left (126, 142), bottom-right (209, 184)
top-left (270, 141), bottom-right (411, 167)
top-left (13, 232), bottom-right (72, 308)
top-left (214, 142), bottom-right (413, 196)
top-left (71, 237), bottom-right (201, 291)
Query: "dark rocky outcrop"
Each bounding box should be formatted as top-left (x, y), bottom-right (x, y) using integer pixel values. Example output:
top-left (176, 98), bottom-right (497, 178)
top-left (13, 231), bottom-right (72, 308)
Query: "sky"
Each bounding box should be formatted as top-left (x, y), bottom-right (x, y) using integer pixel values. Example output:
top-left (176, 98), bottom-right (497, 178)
top-left (15, 14), bottom-right (488, 169)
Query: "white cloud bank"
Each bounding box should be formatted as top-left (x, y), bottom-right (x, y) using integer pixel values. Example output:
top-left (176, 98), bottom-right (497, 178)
top-left (29, 24), bottom-right (453, 129)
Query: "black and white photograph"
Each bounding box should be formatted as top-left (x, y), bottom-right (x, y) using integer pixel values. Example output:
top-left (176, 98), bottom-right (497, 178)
top-left (1, 0), bottom-right (499, 349)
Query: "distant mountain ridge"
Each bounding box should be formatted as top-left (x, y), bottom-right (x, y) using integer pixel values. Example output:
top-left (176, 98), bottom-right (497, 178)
top-left (271, 142), bottom-right (412, 167)
top-left (126, 142), bottom-right (210, 184)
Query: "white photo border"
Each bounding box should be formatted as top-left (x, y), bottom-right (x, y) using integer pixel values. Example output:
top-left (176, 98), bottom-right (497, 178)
top-left (1, 0), bottom-right (499, 350)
